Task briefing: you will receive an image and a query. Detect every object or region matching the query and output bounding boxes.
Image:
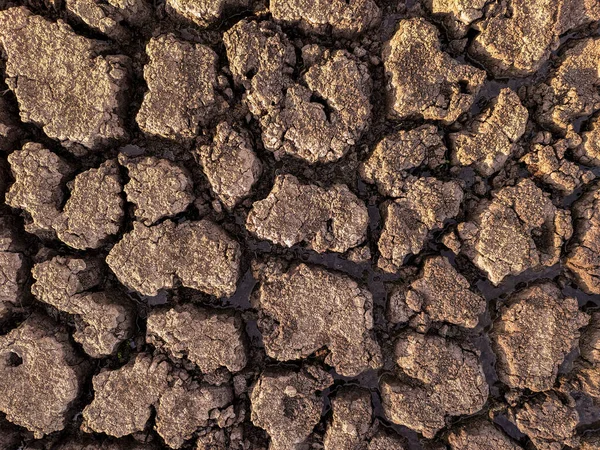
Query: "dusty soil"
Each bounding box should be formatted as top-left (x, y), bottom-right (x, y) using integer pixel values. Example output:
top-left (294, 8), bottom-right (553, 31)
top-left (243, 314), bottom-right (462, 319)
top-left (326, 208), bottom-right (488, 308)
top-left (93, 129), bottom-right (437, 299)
top-left (0, 0), bottom-right (599, 449)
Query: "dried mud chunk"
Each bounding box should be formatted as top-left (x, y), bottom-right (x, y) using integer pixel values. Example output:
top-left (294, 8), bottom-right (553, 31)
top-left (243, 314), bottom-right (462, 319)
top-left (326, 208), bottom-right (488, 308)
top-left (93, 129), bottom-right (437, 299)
top-left (270, 0), bottom-right (381, 37)
top-left (66, 0), bottom-right (152, 40)
top-left (450, 88), bottom-right (528, 177)
top-left (377, 178), bottom-right (463, 273)
top-left (447, 419), bottom-right (523, 450)
top-left (535, 37), bottom-right (600, 133)
top-left (566, 183), bottom-right (600, 294)
top-left (6, 143), bottom-right (72, 234)
top-left (54, 160), bottom-right (124, 250)
top-left (120, 154), bottom-right (194, 225)
top-left (252, 261), bottom-right (382, 377)
top-left (323, 387), bottom-right (372, 450)
top-left (250, 367), bottom-right (333, 450)
top-left (383, 17), bottom-right (485, 124)
top-left (511, 392), bottom-right (579, 450)
top-left (470, 0), bottom-right (599, 77)
top-left (577, 116), bottom-right (600, 166)
top-left (458, 179), bottom-right (572, 285)
top-left (32, 256), bottom-right (134, 357)
top-left (146, 304), bottom-right (247, 374)
top-left (0, 7), bottom-right (129, 149)
top-left (224, 20), bottom-right (296, 116)
top-left (30, 256), bottom-right (102, 306)
top-left (0, 315), bottom-right (87, 438)
top-left (0, 252), bottom-right (27, 320)
top-left (246, 174), bottom-right (368, 253)
top-left (492, 283), bottom-right (588, 391)
top-left (423, 0), bottom-right (487, 38)
top-left (380, 332), bottom-right (488, 438)
top-left (360, 125), bottom-right (447, 197)
top-left (107, 219), bottom-right (241, 297)
top-left (522, 137), bottom-right (595, 195)
top-left (156, 383), bottom-right (233, 449)
top-left (368, 432), bottom-right (407, 450)
top-left (198, 122), bottom-right (262, 209)
top-left (136, 34), bottom-right (227, 140)
top-left (0, 97), bottom-right (24, 153)
top-left (392, 255), bottom-right (485, 328)
top-left (166, 0), bottom-right (250, 27)
top-left (82, 353), bottom-right (171, 437)
top-left (263, 50), bottom-right (372, 163)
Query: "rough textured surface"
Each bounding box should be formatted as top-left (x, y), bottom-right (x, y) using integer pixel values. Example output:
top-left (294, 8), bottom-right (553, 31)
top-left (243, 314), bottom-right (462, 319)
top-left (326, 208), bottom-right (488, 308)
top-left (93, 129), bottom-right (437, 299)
top-left (377, 178), bottom-right (463, 272)
top-left (270, 0), bottom-right (381, 37)
top-left (458, 179), bottom-right (572, 285)
top-left (0, 7), bottom-right (129, 149)
top-left (155, 383), bottom-right (233, 449)
top-left (136, 34), bottom-right (227, 140)
top-left (491, 283), bottom-right (588, 392)
top-left (146, 304), bottom-right (247, 374)
top-left (65, 0), bottom-right (152, 40)
top-left (383, 17), bottom-right (485, 124)
top-left (423, 0), bottom-right (487, 38)
top-left (82, 353), bottom-right (171, 437)
top-left (54, 159), bottom-right (124, 249)
top-left (225, 22), bottom-right (372, 163)
top-left (0, 250), bottom-right (27, 321)
top-left (252, 260), bottom-right (382, 377)
top-left (360, 125), bottom-right (447, 197)
top-left (450, 88), bottom-right (529, 176)
top-left (470, 0), bottom-right (600, 77)
top-left (323, 387), bottom-right (372, 450)
top-left (250, 366), bottom-right (333, 450)
top-left (577, 115), bottom-right (600, 166)
top-left (120, 154), bottom-right (194, 225)
top-left (1, 2), bottom-right (600, 448)
top-left (32, 256), bottom-right (134, 358)
top-left (166, 0), bottom-right (250, 27)
top-left (534, 37), bottom-right (600, 134)
top-left (197, 122), bottom-right (262, 209)
top-left (6, 142), bottom-right (72, 235)
top-left (380, 332), bottom-right (488, 438)
top-left (388, 255), bottom-right (486, 328)
top-left (107, 219), bottom-right (241, 297)
top-left (447, 419), bottom-right (523, 450)
top-left (567, 182), bottom-right (600, 294)
top-left (0, 316), bottom-right (87, 438)
top-left (246, 174), bottom-right (368, 253)
top-left (511, 392), bottom-right (579, 450)
top-left (522, 134), bottom-right (595, 195)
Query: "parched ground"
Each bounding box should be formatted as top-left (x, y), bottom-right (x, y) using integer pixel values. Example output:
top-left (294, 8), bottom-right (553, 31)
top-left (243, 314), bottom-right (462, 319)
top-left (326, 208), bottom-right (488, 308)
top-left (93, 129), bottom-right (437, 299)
top-left (0, 0), bottom-right (599, 449)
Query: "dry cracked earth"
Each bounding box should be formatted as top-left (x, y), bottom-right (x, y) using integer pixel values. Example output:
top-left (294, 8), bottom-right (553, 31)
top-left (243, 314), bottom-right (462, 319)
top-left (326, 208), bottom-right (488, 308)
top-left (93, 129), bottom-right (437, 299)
top-left (0, 0), bottom-right (600, 449)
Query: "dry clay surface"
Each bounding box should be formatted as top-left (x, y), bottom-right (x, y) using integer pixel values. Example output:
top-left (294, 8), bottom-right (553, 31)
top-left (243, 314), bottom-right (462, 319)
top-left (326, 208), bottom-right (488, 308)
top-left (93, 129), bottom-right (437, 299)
top-left (0, 0), bottom-right (600, 449)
